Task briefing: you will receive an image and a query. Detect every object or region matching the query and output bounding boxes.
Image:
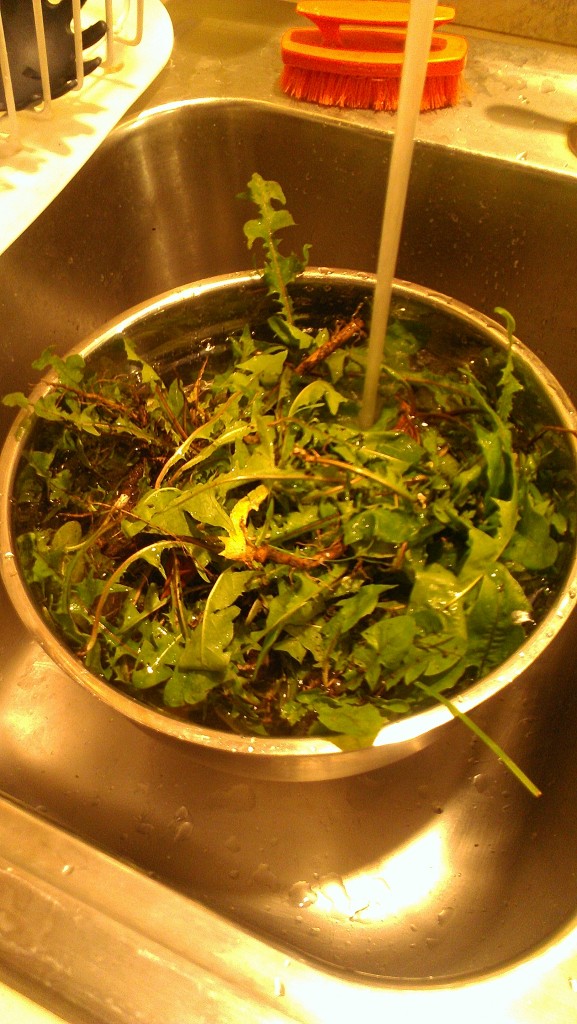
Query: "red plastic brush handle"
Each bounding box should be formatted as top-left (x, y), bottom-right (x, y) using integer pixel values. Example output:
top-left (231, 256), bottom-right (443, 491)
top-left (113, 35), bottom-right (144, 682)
top-left (296, 2), bottom-right (455, 46)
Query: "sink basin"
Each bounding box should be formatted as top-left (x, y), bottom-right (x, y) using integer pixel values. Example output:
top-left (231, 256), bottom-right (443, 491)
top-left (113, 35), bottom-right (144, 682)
top-left (2, 87), bottom-right (577, 1020)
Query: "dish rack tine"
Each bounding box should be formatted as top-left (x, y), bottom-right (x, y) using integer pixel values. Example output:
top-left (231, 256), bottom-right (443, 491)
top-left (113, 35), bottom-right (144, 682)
top-left (0, 1), bottom-right (148, 156)
top-left (0, 7), bottom-right (21, 155)
top-left (103, 0), bottom-right (116, 67)
top-left (104, 0), bottom-right (145, 64)
top-left (31, 0), bottom-right (53, 115)
top-left (116, 0), bottom-right (145, 46)
top-left (72, 0), bottom-right (86, 91)
top-left (106, 0), bottom-right (145, 61)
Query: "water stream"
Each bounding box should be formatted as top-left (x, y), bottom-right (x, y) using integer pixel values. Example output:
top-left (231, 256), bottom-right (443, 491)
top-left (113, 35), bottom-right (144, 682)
top-left (360, 0), bottom-right (440, 428)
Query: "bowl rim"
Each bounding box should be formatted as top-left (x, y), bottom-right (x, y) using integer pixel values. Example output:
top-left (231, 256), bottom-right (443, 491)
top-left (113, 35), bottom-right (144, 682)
top-left (2, 267), bottom-right (577, 764)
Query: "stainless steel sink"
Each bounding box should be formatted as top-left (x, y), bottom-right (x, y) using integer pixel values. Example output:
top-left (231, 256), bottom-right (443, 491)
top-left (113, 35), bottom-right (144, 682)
top-left (1, 3), bottom-right (577, 1021)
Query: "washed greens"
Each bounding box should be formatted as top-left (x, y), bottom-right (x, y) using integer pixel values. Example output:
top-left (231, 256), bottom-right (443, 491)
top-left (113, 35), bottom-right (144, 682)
top-left (5, 174), bottom-right (575, 758)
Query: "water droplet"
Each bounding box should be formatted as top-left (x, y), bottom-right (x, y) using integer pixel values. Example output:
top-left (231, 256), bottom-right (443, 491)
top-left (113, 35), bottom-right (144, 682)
top-left (288, 881), bottom-right (318, 909)
top-left (252, 863), bottom-right (280, 892)
top-left (173, 820), bottom-right (193, 843)
top-left (135, 819), bottom-right (154, 835)
top-left (473, 772), bottom-right (489, 793)
top-left (61, 864), bottom-right (74, 876)
top-left (317, 873), bottom-right (352, 915)
top-left (214, 783), bottom-right (255, 812)
top-left (0, 910), bottom-right (17, 934)
top-left (437, 907), bottom-right (453, 926)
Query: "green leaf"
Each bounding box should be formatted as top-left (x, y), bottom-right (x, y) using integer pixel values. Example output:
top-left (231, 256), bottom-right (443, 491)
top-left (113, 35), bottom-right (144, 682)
top-left (242, 177), bottom-right (296, 248)
top-left (475, 421), bottom-right (511, 500)
top-left (204, 567), bottom-right (257, 612)
top-left (240, 173), bottom-right (309, 325)
top-left (163, 669), bottom-right (219, 707)
top-left (315, 701), bottom-right (385, 750)
top-left (457, 497), bottom-right (518, 597)
top-left (125, 487), bottom-right (232, 539)
top-left (383, 321), bottom-right (421, 371)
top-left (122, 338), bottom-right (162, 384)
top-left (2, 392), bottom-right (31, 411)
top-left (237, 349), bottom-right (288, 385)
top-left (132, 634), bottom-right (182, 690)
top-left (415, 680), bottom-right (541, 797)
top-left (51, 521), bottom-right (83, 550)
top-left (261, 575), bottom-right (326, 636)
top-left (276, 623), bottom-right (326, 663)
top-left (266, 315), bottom-right (313, 351)
top-left (136, 544), bottom-right (169, 579)
top-left (344, 507), bottom-right (421, 548)
top-left (465, 565), bottom-right (528, 674)
top-left (362, 614), bottom-right (418, 667)
top-left (504, 505), bottom-right (558, 570)
top-left (327, 585), bottom-right (388, 638)
top-left (364, 433), bottom-right (425, 468)
top-left (180, 605), bottom-right (239, 673)
top-left (410, 563), bottom-right (463, 613)
top-left (32, 348), bottom-right (86, 386)
top-left (288, 380), bottom-right (347, 417)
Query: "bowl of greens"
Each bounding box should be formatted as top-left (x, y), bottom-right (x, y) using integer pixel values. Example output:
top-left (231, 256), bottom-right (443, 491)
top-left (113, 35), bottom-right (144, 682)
top-left (2, 176), bottom-right (577, 784)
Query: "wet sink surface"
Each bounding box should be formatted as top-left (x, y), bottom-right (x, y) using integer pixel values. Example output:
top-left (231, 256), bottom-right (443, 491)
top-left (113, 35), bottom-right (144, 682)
top-left (2, 97), bottom-right (577, 996)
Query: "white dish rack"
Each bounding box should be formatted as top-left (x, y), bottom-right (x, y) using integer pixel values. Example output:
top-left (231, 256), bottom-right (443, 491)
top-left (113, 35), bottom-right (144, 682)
top-left (0, 0), bottom-right (173, 255)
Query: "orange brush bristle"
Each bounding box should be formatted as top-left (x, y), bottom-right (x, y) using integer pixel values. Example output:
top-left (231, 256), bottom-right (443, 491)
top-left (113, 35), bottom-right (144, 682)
top-left (280, 2), bottom-right (467, 112)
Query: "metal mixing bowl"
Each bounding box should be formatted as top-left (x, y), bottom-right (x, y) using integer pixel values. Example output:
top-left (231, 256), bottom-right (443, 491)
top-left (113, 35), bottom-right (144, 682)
top-left (2, 269), bottom-right (577, 781)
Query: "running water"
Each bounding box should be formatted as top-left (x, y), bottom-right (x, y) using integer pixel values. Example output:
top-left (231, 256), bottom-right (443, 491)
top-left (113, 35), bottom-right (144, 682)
top-left (359, 0), bottom-right (439, 429)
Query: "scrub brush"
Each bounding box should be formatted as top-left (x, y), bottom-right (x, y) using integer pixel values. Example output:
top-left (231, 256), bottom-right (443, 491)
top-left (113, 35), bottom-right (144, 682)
top-left (280, 1), bottom-right (467, 112)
